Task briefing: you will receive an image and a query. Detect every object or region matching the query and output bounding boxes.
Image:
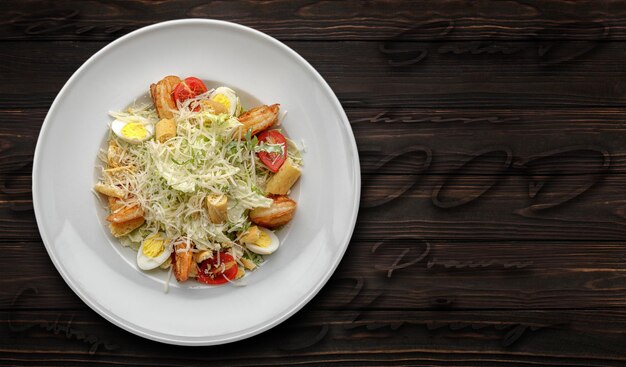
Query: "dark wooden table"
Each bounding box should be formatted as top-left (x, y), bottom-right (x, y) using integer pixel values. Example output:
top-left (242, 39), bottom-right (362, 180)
top-left (2, 1), bottom-right (626, 366)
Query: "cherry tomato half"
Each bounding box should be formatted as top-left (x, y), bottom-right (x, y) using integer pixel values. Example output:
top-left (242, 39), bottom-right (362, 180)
top-left (184, 77), bottom-right (207, 95)
top-left (196, 251), bottom-right (238, 285)
top-left (257, 130), bottom-right (287, 173)
top-left (172, 77), bottom-right (208, 111)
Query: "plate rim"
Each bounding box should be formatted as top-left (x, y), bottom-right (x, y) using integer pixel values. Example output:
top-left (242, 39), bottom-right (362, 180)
top-left (32, 18), bottom-right (361, 345)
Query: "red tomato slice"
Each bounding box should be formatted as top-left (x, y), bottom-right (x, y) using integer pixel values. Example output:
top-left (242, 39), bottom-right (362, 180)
top-left (172, 83), bottom-right (194, 103)
top-left (172, 77), bottom-right (208, 111)
top-left (184, 77), bottom-right (207, 95)
top-left (196, 252), bottom-right (238, 285)
top-left (257, 130), bottom-right (287, 173)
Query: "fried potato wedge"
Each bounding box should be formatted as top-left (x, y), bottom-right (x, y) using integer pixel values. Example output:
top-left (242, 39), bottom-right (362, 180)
top-left (150, 75), bottom-right (181, 119)
top-left (108, 196), bottom-right (125, 212)
top-left (235, 104), bottom-right (279, 139)
top-left (173, 242), bottom-right (193, 282)
top-left (249, 195), bottom-right (296, 228)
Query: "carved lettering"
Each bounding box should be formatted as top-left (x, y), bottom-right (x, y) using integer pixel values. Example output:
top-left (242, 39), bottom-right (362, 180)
top-left (361, 146), bottom-right (431, 208)
top-left (380, 21), bottom-right (607, 66)
top-left (9, 287), bottom-right (119, 354)
top-left (432, 147), bottom-right (513, 208)
top-left (513, 145), bottom-right (610, 215)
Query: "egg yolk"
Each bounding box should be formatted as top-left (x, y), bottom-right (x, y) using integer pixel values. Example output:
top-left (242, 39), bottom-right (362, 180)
top-left (211, 94), bottom-right (231, 111)
top-left (142, 236), bottom-right (165, 258)
top-left (121, 123), bottom-right (148, 139)
top-left (254, 231), bottom-right (271, 248)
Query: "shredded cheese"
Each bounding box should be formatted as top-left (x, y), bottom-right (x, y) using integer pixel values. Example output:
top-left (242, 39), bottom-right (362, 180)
top-left (101, 102), bottom-right (273, 250)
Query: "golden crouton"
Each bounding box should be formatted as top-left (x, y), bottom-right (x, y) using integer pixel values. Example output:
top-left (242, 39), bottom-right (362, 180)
top-left (234, 266), bottom-right (245, 279)
top-left (250, 195), bottom-right (296, 228)
top-left (94, 182), bottom-right (126, 199)
top-left (240, 257), bottom-right (257, 270)
top-left (187, 263), bottom-right (199, 278)
top-left (103, 166), bottom-right (134, 183)
top-left (207, 194), bottom-right (228, 224)
top-left (194, 250), bottom-right (213, 263)
top-left (108, 140), bottom-right (124, 167)
top-left (265, 158), bottom-right (301, 195)
top-left (155, 118), bottom-right (176, 143)
top-left (109, 217), bottom-right (145, 237)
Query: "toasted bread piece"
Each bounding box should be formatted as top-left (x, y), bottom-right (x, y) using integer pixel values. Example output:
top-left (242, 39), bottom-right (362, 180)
top-left (109, 216), bottom-right (145, 237)
top-left (234, 266), bottom-right (245, 279)
top-left (155, 118), bottom-right (176, 143)
top-left (194, 250), bottom-right (213, 263)
top-left (240, 257), bottom-right (257, 270)
top-left (207, 194), bottom-right (228, 224)
top-left (103, 166), bottom-right (134, 183)
top-left (94, 182), bottom-right (126, 199)
top-left (187, 262), bottom-right (199, 278)
top-left (265, 158), bottom-right (301, 195)
top-left (107, 140), bottom-right (124, 168)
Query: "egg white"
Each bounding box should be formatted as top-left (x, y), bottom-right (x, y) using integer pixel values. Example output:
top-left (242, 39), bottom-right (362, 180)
top-left (245, 227), bottom-right (280, 255)
top-left (209, 87), bottom-right (239, 116)
top-left (111, 119), bottom-right (154, 144)
top-left (137, 234), bottom-right (172, 270)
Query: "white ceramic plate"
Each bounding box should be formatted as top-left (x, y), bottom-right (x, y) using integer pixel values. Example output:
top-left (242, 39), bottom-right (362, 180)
top-left (33, 19), bottom-right (360, 345)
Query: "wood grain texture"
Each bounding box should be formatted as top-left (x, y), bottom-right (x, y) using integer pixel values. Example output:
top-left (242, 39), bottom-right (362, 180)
top-left (3, 106), bottom-right (626, 242)
top-left (1, 240), bottom-right (624, 311)
top-left (2, 0), bottom-right (626, 41)
top-left (2, 108), bottom-right (626, 178)
top-left (2, 40), bottom-right (626, 109)
top-left (4, 175), bottom-right (626, 242)
top-left (3, 1), bottom-right (626, 365)
top-left (2, 309), bottom-right (626, 366)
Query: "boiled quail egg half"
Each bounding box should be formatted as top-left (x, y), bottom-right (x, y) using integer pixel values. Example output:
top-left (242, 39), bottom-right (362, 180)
top-left (209, 86), bottom-right (241, 116)
top-left (111, 119), bottom-right (154, 143)
top-left (244, 227), bottom-right (280, 255)
top-left (137, 233), bottom-right (172, 270)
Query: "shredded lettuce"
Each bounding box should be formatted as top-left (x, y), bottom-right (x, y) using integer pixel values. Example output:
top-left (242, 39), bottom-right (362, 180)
top-left (103, 103), bottom-right (273, 249)
top-left (254, 141), bottom-right (284, 155)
